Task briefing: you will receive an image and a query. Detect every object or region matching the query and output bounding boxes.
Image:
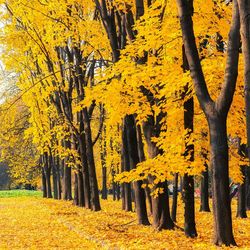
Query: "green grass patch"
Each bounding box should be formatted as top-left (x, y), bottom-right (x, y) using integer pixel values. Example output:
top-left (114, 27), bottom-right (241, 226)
top-left (0, 189), bottom-right (42, 198)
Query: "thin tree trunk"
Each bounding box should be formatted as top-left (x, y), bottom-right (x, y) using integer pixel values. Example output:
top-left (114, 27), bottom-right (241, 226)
top-left (237, 166), bottom-right (247, 218)
top-left (171, 173), bottom-right (178, 222)
top-left (51, 156), bottom-right (58, 199)
top-left (74, 173), bottom-right (79, 206)
top-left (42, 167), bottom-right (47, 198)
top-left (44, 153), bottom-right (52, 198)
top-left (200, 163), bottom-right (210, 212)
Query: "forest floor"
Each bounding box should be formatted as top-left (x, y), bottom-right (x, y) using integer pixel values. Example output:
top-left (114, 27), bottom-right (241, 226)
top-left (0, 193), bottom-right (249, 249)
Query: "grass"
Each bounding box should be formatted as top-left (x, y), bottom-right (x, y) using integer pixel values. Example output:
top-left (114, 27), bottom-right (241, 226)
top-left (0, 189), bottom-right (42, 198)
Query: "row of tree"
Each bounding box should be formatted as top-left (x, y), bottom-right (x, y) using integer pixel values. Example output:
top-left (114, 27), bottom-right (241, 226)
top-left (0, 0), bottom-right (250, 246)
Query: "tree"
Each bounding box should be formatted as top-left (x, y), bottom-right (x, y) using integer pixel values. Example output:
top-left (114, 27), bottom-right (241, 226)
top-left (176, 0), bottom-right (240, 245)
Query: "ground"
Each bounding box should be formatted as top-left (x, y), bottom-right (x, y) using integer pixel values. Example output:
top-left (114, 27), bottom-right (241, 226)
top-left (0, 191), bottom-right (249, 249)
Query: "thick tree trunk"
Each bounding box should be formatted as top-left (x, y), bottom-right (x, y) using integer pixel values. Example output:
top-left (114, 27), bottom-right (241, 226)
top-left (143, 117), bottom-right (174, 230)
top-left (200, 164), bottom-right (210, 212)
top-left (77, 168), bottom-right (85, 207)
top-left (177, 0), bottom-right (239, 245)
top-left (183, 174), bottom-right (197, 237)
top-left (78, 119), bottom-right (91, 209)
top-left (237, 166), bottom-right (247, 218)
top-left (237, 0), bottom-right (250, 212)
top-left (136, 125), bottom-right (152, 214)
top-left (183, 46), bottom-right (197, 237)
top-left (125, 115), bottom-right (150, 225)
top-left (121, 121), bottom-right (132, 212)
top-left (82, 108), bottom-right (101, 211)
top-left (171, 173), bottom-right (178, 222)
top-left (151, 180), bottom-right (174, 230)
top-left (209, 118), bottom-right (235, 246)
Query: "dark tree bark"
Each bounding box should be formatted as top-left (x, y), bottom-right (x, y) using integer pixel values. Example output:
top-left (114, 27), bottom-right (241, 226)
top-left (121, 121), bottom-right (132, 212)
top-left (57, 157), bottom-right (62, 200)
top-left (151, 180), bottom-right (174, 230)
top-left (200, 163), bottom-right (210, 212)
top-left (82, 108), bottom-right (101, 211)
top-left (44, 153), bottom-right (52, 198)
top-left (182, 45), bottom-right (197, 237)
top-left (143, 117), bottom-right (174, 230)
top-left (51, 156), bottom-right (59, 199)
top-left (125, 115), bottom-right (150, 225)
top-left (176, 0), bottom-right (240, 245)
top-left (136, 125), bottom-right (152, 215)
top-left (237, 166), bottom-right (247, 218)
top-left (183, 174), bottom-right (197, 237)
top-left (100, 122), bottom-right (108, 200)
top-left (171, 173), bottom-right (178, 222)
top-left (78, 112), bottom-right (91, 209)
top-left (42, 167), bottom-right (47, 198)
top-left (237, 0), bottom-right (250, 212)
top-left (62, 140), bottom-right (72, 201)
top-left (246, 168), bottom-right (250, 210)
top-left (77, 168), bottom-right (85, 207)
top-left (74, 173), bottom-right (79, 206)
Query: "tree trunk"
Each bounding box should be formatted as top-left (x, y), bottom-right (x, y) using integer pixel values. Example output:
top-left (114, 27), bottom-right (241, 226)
top-left (101, 166), bottom-right (108, 199)
top-left (151, 180), bottom-right (174, 230)
top-left (246, 168), bottom-right (250, 210)
top-left (237, 0), bottom-right (250, 212)
top-left (82, 108), bottom-right (101, 211)
top-left (78, 118), bottom-right (91, 209)
top-left (125, 115), bottom-right (150, 225)
top-left (74, 173), bottom-right (79, 206)
top-left (183, 174), bottom-right (197, 237)
top-left (209, 117), bottom-right (235, 246)
top-left (177, 0), bottom-right (239, 245)
top-left (200, 163), bottom-right (210, 212)
top-left (77, 168), bottom-right (85, 207)
top-left (57, 157), bottom-right (62, 200)
top-left (51, 156), bottom-right (59, 199)
top-left (63, 140), bottom-right (72, 201)
top-left (121, 121), bottom-right (132, 212)
top-left (171, 173), bottom-right (178, 222)
top-left (183, 45), bottom-right (197, 237)
top-left (237, 166), bottom-right (247, 218)
top-left (42, 168), bottom-right (47, 198)
top-left (44, 153), bottom-right (52, 198)
top-left (136, 125), bottom-right (152, 214)
top-left (143, 117), bottom-right (174, 230)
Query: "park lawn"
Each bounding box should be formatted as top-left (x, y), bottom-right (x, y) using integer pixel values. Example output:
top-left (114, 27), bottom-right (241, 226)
top-left (0, 190), bottom-right (42, 198)
top-left (0, 195), bottom-right (249, 249)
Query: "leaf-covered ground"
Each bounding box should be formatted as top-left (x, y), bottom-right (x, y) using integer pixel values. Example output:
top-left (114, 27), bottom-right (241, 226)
top-left (0, 196), bottom-right (249, 249)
